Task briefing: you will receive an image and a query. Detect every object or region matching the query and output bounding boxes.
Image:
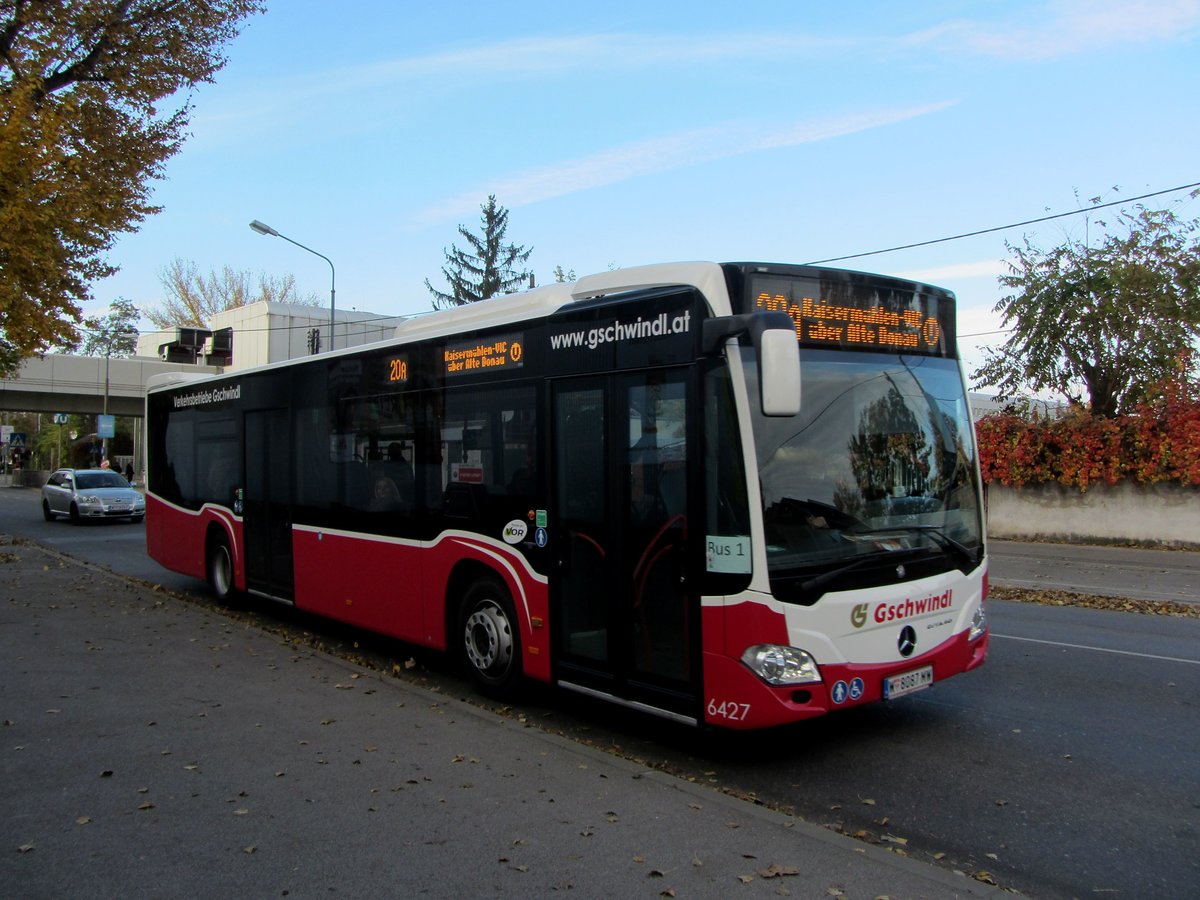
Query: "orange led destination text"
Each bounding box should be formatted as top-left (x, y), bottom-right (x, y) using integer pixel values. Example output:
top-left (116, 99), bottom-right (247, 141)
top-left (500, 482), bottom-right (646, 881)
top-left (444, 338), bottom-right (524, 375)
top-left (756, 293), bottom-right (941, 350)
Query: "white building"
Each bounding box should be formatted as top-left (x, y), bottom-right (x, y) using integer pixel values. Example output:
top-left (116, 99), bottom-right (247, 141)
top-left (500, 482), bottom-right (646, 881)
top-left (135, 301), bottom-right (406, 371)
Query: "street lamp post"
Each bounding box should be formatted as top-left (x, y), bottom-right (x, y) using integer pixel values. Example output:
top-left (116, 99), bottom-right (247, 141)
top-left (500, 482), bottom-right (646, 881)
top-left (249, 219), bottom-right (336, 351)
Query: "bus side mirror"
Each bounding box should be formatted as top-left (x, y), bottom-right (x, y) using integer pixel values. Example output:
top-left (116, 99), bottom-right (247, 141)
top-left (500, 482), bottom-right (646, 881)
top-left (703, 312), bottom-right (800, 417)
top-left (758, 325), bottom-right (801, 416)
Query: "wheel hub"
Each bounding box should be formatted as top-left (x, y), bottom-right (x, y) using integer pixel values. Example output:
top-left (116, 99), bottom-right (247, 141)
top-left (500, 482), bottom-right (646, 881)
top-left (464, 602), bottom-right (513, 674)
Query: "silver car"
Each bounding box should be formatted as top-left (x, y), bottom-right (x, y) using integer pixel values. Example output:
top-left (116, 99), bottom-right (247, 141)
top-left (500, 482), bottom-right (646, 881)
top-left (41, 468), bottom-right (146, 524)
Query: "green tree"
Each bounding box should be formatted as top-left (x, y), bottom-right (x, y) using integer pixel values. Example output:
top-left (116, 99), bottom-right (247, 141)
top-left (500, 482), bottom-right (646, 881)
top-left (147, 258), bottom-right (319, 328)
top-left (973, 200), bottom-right (1200, 417)
top-left (81, 297), bottom-right (140, 358)
top-left (425, 195), bottom-right (533, 309)
top-left (0, 0), bottom-right (264, 375)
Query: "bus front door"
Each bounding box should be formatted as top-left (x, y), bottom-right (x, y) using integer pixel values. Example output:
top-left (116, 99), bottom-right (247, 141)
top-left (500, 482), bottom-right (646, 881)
top-left (552, 371), bottom-right (698, 721)
top-left (243, 408), bottom-right (294, 601)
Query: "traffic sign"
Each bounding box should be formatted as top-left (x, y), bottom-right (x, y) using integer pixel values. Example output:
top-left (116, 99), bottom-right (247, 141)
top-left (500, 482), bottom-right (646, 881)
top-left (53, 413), bottom-right (69, 425)
top-left (8, 432), bottom-right (25, 449)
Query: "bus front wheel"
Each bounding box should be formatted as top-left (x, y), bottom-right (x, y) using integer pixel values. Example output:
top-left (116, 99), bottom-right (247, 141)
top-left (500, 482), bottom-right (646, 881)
top-left (207, 535), bottom-right (235, 602)
top-left (459, 578), bottom-right (522, 698)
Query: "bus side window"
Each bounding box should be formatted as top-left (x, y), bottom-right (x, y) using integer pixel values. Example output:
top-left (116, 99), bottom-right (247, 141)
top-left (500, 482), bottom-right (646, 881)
top-left (440, 384), bottom-right (537, 517)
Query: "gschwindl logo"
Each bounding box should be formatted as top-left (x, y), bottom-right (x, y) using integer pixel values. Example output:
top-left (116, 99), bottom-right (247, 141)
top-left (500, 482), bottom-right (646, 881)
top-left (851, 603), bottom-right (869, 629)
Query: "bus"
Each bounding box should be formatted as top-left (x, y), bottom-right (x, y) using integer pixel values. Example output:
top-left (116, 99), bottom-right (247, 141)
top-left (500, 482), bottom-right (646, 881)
top-left (145, 262), bottom-right (988, 730)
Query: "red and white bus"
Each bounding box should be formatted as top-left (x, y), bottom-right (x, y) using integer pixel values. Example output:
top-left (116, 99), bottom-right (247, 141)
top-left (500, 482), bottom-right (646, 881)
top-left (145, 262), bottom-right (988, 729)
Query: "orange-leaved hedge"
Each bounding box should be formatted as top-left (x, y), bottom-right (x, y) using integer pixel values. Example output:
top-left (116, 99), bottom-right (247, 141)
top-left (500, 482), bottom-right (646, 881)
top-left (975, 396), bottom-right (1200, 491)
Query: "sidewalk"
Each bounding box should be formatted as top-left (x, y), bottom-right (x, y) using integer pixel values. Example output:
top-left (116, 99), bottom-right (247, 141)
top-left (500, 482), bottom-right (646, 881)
top-left (1, 540), bottom-right (1001, 899)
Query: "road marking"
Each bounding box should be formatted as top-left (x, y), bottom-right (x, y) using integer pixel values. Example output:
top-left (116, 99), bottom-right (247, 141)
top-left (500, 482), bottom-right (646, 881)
top-left (992, 633), bottom-right (1200, 666)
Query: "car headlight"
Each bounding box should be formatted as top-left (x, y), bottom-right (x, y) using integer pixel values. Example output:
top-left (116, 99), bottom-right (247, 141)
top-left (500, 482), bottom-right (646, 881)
top-left (741, 644), bottom-right (822, 685)
top-left (77, 494), bottom-right (101, 505)
top-left (969, 604), bottom-right (988, 641)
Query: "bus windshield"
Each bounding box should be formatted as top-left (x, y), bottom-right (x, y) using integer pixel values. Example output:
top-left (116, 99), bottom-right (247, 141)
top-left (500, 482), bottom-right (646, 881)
top-left (745, 350), bottom-right (983, 602)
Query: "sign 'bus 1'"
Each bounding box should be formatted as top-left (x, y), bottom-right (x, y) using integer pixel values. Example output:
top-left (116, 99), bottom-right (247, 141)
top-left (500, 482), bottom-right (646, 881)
top-left (749, 272), bottom-right (955, 356)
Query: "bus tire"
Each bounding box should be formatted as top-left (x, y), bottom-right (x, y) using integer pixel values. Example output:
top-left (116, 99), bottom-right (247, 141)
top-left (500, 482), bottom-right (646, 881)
top-left (207, 534), bottom-right (236, 603)
top-left (459, 577), bottom-right (522, 698)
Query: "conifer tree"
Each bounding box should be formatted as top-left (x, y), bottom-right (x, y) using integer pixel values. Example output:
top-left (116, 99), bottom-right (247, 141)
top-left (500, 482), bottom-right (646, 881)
top-left (425, 196), bottom-right (533, 309)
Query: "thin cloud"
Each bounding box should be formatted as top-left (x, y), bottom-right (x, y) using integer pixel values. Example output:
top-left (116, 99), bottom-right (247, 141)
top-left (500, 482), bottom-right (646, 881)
top-left (298, 31), bottom-right (858, 92)
top-left (417, 102), bottom-right (956, 223)
top-left (898, 260), bottom-right (1007, 283)
top-left (910, 0), bottom-right (1200, 60)
top-left (282, 3), bottom-right (1200, 97)
top-left (191, 4), bottom-right (1199, 146)
top-left (198, 31), bottom-right (855, 130)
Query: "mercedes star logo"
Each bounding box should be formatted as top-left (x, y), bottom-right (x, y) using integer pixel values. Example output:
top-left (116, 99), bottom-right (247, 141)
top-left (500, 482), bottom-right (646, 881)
top-left (898, 626), bottom-right (917, 658)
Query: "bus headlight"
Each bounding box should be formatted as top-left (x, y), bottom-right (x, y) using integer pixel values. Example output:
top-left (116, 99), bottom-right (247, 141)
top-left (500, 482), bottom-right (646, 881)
top-left (741, 645), bottom-right (821, 685)
top-left (969, 605), bottom-right (988, 641)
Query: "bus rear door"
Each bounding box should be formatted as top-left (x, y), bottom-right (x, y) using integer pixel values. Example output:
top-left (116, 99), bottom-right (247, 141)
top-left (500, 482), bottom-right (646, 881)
top-left (243, 407), bottom-right (295, 601)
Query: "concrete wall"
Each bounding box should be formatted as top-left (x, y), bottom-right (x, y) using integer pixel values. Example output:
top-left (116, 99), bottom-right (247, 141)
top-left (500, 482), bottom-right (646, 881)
top-left (987, 482), bottom-right (1200, 548)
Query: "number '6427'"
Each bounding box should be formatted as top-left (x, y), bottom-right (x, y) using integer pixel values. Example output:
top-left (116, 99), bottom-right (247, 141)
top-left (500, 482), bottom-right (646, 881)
top-left (707, 699), bottom-right (750, 721)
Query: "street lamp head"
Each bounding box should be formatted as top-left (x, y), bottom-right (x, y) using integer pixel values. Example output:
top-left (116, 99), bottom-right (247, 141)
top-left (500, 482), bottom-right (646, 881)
top-left (245, 217), bottom-right (336, 351)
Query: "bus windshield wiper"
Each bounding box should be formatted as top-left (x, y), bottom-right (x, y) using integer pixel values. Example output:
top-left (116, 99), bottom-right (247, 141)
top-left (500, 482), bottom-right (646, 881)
top-left (795, 549), bottom-right (909, 595)
top-left (852, 525), bottom-right (977, 569)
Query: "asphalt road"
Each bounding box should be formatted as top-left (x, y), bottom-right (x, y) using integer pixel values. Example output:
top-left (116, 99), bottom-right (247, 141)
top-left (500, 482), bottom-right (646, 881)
top-left (3, 484), bottom-right (1198, 898)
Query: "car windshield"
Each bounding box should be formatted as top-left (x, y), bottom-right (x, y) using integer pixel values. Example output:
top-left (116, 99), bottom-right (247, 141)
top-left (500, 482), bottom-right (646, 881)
top-left (745, 350), bottom-right (984, 598)
top-left (75, 471), bottom-right (130, 490)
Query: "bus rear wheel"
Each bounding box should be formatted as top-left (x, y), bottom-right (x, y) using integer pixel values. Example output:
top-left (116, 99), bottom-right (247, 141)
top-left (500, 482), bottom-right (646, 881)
top-left (207, 535), bottom-right (235, 602)
top-left (459, 578), bottom-right (522, 698)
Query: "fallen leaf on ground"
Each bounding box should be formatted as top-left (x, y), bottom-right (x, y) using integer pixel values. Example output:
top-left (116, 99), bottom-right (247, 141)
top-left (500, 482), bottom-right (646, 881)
top-left (758, 864), bottom-right (800, 878)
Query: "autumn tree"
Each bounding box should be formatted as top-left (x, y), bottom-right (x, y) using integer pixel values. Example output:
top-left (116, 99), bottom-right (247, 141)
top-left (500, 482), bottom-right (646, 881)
top-left (0, 0), bottom-right (264, 375)
top-left (425, 195), bottom-right (533, 309)
top-left (146, 258), bottom-right (319, 328)
top-left (973, 200), bottom-right (1200, 417)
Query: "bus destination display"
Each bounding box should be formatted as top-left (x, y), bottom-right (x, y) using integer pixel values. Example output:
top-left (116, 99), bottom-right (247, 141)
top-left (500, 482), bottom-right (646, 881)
top-left (749, 274), bottom-right (954, 356)
top-left (385, 354), bottom-right (409, 384)
top-left (444, 333), bottom-right (524, 377)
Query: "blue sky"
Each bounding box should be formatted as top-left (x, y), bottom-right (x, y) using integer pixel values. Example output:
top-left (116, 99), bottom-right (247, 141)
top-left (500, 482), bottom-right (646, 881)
top-left (93, 0), bottom-right (1200, 383)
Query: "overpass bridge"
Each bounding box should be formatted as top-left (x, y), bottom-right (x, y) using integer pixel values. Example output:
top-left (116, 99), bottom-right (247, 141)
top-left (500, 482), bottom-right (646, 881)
top-left (0, 354), bottom-right (222, 418)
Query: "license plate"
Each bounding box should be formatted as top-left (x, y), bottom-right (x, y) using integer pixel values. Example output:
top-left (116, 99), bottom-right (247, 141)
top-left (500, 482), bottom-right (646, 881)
top-left (883, 666), bottom-right (933, 700)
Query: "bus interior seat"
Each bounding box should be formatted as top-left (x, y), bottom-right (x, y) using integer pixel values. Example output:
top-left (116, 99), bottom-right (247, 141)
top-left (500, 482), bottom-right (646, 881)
top-left (443, 482), bottom-right (486, 518)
